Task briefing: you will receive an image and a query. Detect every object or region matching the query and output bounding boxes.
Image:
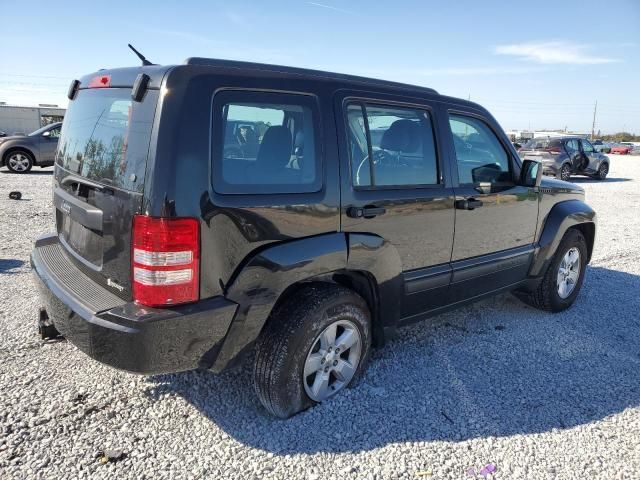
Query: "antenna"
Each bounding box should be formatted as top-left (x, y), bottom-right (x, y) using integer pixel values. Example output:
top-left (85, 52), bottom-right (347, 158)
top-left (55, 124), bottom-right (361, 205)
top-left (591, 100), bottom-right (597, 140)
top-left (127, 44), bottom-right (154, 66)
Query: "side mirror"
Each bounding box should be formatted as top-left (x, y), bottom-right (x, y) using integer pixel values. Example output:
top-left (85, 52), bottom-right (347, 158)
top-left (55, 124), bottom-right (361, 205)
top-left (520, 159), bottom-right (542, 188)
top-left (42, 131), bottom-right (51, 137)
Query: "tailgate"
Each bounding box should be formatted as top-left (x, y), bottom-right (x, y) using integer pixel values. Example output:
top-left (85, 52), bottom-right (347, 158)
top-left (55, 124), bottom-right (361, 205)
top-left (54, 87), bottom-right (159, 299)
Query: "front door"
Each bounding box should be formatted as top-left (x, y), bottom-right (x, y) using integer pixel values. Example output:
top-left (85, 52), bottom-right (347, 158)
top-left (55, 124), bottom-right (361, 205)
top-left (40, 125), bottom-right (61, 162)
top-left (336, 93), bottom-right (456, 318)
top-left (445, 111), bottom-right (539, 301)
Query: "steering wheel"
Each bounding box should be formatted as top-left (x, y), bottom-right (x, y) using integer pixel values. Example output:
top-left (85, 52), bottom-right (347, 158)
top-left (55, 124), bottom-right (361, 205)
top-left (355, 150), bottom-right (396, 185)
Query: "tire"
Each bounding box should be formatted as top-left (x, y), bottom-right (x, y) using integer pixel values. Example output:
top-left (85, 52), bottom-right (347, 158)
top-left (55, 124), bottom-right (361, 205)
top-left (5, 150), bottom-right (34, 173)
top-left (596, 162), bottom-right (609, 180)
top-left (519, 229), bottom-right (588, 312)
top-left (253, 283), bottom-right (372, 418)
top-left (558, 163), bottom-right (571, 181)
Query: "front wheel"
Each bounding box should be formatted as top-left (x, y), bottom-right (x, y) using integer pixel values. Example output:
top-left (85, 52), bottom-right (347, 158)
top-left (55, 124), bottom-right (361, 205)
top-left (518, 229), bottom-right (588, 312)
top-left (253, 283), bottom-right (371, 418)
top-left (5, 150), bottom-right (33, 173)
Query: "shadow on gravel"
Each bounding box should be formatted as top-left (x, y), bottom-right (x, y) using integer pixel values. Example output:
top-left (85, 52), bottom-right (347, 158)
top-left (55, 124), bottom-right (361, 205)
top-left (146, 266), bottom-right (640, 454)
top-left (0, 259), bottom-right (25, 274)
top-left (570, 177), bottom-right (631, 184)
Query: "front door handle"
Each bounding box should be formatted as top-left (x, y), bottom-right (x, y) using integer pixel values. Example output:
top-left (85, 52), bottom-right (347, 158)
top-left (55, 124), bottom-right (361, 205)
top-left (347, 205), bottom-right (386, 218)
top-left (455, 198), bottom-right (483, 210)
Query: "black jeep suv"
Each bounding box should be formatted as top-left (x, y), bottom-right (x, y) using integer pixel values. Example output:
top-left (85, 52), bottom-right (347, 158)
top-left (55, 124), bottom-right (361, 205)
top-left (32, 58), bottom-right (596, 418)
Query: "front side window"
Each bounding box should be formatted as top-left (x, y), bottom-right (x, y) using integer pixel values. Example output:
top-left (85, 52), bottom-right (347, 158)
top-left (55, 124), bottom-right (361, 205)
top-left (346, 102), bottom-right (439, 187)
top-left (448, 114), bottom-right (512, 186)
top-left (581, 139), bottom-right (594, 153)
top-left (212, 91), bottom-right (320, 194)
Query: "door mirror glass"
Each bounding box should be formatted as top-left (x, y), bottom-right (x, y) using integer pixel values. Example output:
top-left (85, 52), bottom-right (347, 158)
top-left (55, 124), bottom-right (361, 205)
top-left (520, 159), bottom-right (542, 187)
top-left (42, 130), bottom-right (51, 137)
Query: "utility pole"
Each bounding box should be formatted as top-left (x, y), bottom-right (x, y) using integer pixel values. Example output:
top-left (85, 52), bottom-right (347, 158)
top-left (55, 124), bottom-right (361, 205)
top-left (591, 100), bottom-right (597, 140)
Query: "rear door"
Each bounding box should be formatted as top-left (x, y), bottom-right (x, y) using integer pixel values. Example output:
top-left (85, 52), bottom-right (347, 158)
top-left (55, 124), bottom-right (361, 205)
top-left (54, 87), bottom-right (159, 299)
top-left (445, 108), bottom-right (539, 301)
top-left (336, 92), bottom-right (456, 319)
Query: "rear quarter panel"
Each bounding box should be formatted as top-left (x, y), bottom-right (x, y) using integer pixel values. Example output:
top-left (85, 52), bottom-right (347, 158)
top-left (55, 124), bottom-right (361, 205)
top-left (148, 66), bottom-right (341, 299)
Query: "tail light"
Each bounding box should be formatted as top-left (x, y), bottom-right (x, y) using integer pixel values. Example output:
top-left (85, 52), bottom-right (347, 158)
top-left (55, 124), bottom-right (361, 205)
top-left (543, 147), bottom-right (562, 154)
top-left (132, 215), bottom-right (199, 307)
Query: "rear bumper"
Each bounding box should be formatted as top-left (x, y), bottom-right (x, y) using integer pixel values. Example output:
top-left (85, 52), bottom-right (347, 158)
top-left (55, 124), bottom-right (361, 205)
top-left (31, 234), bottom-right (237, 374)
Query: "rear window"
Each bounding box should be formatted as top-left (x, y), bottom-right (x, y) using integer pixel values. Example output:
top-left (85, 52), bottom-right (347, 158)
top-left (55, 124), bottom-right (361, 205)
top-left (523, 138), bottom-right (562, 150)
top-left (211, 90), bottom-right (321, 195)
top-left (56, 88), bottom-right (158, 193)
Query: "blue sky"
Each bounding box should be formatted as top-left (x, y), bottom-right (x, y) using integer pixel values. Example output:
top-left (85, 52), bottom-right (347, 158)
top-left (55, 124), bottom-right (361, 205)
top-left (1, 0), bottom-right (638, 133)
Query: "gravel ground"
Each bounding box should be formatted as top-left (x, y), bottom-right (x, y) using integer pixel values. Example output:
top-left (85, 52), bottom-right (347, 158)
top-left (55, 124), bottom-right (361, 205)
top-left (1, 159), bottom-right (639, 480)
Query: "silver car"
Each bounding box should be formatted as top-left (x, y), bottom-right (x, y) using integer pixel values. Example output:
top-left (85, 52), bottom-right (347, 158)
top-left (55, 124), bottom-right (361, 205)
top-left (0, 122), bottom-right (62, 173)
top-left (518, 136), bottom-right (610, 181)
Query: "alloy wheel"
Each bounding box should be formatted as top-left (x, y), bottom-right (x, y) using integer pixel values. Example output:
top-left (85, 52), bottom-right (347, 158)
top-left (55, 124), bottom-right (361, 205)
top-left (556, 247), bottom-right (581, 299)
top-left (8, 153), bottom-right (31, 172)
top-left (303, 319), bottom-right (362, 402)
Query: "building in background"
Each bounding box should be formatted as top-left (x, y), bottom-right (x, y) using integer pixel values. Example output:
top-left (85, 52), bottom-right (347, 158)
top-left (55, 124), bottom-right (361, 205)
top-left (0, 104), bottom-right (65, 135)
top-left (505, 129), bottom-right (590, 142)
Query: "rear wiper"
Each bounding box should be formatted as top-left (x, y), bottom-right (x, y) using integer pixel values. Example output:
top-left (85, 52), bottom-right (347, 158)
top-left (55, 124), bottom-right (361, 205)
top-left (61, 175), bottom-right (110, 194)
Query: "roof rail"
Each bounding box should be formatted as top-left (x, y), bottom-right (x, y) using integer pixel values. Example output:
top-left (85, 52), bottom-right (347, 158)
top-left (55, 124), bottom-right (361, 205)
top-left (183, 57), bottom-right (438, 95)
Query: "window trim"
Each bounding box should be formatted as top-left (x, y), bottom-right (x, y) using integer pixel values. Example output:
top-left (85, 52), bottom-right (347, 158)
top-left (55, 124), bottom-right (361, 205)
top-left (210, 89), bottom-right (324, 195)
top-left (342, 97), bottom-right (444, 191)
top-left (446, 109), bottom-right (518, 187)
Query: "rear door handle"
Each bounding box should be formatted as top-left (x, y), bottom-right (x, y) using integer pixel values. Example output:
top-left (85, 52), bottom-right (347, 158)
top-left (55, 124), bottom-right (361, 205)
top-left (455, 198), bottom-right (483, 210)
top-left (347, 206), bottom-right (386, 218)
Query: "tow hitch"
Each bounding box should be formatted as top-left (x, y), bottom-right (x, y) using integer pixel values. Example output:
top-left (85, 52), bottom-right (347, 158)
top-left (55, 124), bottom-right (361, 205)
top-left (38, 308), bottom-right (62, 340)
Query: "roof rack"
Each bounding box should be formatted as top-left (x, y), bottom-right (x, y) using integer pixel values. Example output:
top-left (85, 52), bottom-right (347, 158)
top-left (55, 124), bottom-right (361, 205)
top-left (183, 57), bottom-right (438, 95)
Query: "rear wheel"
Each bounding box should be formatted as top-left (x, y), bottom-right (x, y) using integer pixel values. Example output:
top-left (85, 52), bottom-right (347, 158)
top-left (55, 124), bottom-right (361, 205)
top-left (253, 283), bottom-right (371, 418)
top-left (518, 229), bottom-right (587, 312)
top-left (596, 162), bottom-right (608, 180)
top-left (5, 150), bottom-right (33, 173)
top-left (558, 164), bottom-right (571, 181)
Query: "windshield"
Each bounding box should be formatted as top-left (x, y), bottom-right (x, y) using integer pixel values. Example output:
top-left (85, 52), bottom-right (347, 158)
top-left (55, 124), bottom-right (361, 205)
top-left (28, 125), bottom-right (55, 136)
top-left (56, 88), bottom-right (158, 193)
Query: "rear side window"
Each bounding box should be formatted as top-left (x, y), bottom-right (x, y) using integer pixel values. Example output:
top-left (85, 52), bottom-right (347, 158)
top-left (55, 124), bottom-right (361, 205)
top-left (56, 88), bottom-right (158, 193)
top-left (448, 114), bottom-right (512, 186)
top-left (346, 102), bottom-right (439, 187)
top-left (212, 91), bottom-right (321, 194)
top-left (565, 139), bottom-right (580, 153)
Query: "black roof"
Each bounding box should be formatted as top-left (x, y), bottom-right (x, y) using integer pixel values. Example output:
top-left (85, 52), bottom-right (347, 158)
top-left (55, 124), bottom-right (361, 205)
top-left (184, 57), bottom-right (439, 96)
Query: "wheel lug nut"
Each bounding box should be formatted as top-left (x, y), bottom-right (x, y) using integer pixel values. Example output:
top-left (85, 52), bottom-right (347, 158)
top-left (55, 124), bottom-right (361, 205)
top-left (335, 348), bottom-right (340, 354)
top-left (333, 360), bottom-right (338, 366)
top-left (321, 358), bottom-right (325, 364)
top-left (328, 347), bottom-right (332, 352)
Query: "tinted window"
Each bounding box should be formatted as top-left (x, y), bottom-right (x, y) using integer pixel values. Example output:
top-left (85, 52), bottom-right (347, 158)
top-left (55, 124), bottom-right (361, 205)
top-left (212, 91), bottom-right (320, 194)
top-left (56, 88), bottom-right (158, 193)
top-left (565, 139), bottom-right (580, 153)
top-left (581, 139), bottom-right (594, 153)
top-left (346, 103), bottom-right (438, 187)
top-left (449, 114), bottom-right (511, 186)
top-left (523, 138), bottom-right (561, 150)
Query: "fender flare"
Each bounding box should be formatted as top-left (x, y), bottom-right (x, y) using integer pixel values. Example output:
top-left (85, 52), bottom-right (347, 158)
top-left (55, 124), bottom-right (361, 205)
top-left (209, 232), bottom-right (403, 372)
top-left (529, 199), bottom-right (596, 277)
